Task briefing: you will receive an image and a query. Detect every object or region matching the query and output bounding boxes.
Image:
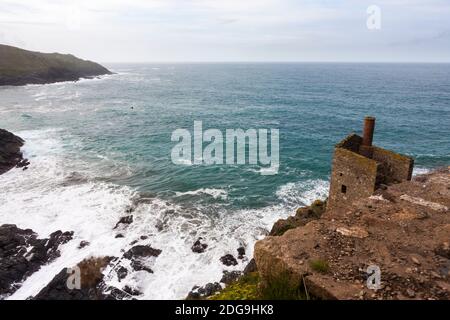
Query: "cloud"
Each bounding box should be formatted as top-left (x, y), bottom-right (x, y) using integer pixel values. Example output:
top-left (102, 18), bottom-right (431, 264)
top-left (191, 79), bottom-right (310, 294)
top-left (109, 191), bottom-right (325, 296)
top-left (0, 0), bottom-right (449, 62)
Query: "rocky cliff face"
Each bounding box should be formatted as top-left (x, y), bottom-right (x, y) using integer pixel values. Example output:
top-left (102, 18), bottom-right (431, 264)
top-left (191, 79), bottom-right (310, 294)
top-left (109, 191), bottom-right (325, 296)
top-left (0, 129), bottom-right (28, 175)
top-left (254, 168), bottom-right (450, 300)
top-left (0, 44), bottom-right (112, 86)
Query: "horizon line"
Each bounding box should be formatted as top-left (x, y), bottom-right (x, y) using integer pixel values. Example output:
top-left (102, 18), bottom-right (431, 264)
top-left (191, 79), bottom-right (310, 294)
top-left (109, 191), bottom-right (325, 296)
top-left (100, 60), bottom-right (450, 64)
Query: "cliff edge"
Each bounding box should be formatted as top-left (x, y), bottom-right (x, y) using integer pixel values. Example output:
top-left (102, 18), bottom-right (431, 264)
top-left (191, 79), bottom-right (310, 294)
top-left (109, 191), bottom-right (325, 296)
top-left (0, 44), bottom-right (111, 86)
top-left (254, 168), bottom-right (450, 300)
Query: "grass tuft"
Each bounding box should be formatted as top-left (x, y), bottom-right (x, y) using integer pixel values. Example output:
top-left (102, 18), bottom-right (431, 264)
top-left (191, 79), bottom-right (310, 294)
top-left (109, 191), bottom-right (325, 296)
top-left (309, 259), bottom-right (330, 274)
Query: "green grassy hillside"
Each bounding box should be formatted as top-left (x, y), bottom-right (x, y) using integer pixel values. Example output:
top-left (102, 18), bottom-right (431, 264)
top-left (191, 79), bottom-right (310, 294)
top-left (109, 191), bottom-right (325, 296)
top-left (0, 44), bottom-right (112, 86)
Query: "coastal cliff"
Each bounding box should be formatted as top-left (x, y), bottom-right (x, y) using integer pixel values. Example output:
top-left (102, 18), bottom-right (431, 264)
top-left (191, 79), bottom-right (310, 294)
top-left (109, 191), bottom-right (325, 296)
top-left (1, 128), bottom-right (448, 300)
top-left (0, 44), bottom-right (111, 86)
top-left (253, 168), bottom-right (450, 300)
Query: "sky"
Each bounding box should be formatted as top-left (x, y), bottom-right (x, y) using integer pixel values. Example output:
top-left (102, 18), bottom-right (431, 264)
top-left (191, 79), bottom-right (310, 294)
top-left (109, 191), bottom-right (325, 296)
top-left (0, 0), bottom-right (449, 62)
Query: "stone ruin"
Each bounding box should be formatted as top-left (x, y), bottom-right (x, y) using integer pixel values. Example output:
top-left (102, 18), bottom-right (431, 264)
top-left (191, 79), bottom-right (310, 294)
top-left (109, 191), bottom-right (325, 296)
top-left (328, 117), bottom-right (414, 210)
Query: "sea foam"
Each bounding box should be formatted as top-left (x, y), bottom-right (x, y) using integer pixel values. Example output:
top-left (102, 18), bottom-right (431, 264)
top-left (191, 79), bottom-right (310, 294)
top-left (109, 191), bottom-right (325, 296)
top-left (2, 128), bottom-right (330, 299)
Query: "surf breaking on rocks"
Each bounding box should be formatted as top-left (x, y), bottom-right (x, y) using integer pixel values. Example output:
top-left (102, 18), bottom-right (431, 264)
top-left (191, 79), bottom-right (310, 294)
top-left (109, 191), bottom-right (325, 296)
top-left (0, 128), bottom-right (329, 299)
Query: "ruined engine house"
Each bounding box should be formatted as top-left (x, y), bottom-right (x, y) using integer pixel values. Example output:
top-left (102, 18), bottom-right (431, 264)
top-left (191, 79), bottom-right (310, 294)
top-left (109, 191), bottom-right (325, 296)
top-left (328, 117), bottom-right (414, 209)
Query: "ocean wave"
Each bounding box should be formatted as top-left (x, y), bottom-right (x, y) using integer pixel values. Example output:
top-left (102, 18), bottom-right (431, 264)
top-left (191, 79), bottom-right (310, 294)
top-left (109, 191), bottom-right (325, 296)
top-left (413, 167), bottom-right (431, 176)
top-left (175, 188), bottom-right (228, 200)
top-left (2, 128), bottom-right (332, 300)
top-left (276, 179), bottom-right (329, 207)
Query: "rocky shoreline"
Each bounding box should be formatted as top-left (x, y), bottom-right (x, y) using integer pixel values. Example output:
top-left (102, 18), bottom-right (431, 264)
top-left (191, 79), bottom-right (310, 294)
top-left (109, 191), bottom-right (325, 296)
top-left (1, 128), bottom-right (448, 300)
top-left (184, 169), bottom-right (450, 300)
top-left (0, 130), bottom-right (252, 299)
top-left (0, 225), bottom-right (73, 298)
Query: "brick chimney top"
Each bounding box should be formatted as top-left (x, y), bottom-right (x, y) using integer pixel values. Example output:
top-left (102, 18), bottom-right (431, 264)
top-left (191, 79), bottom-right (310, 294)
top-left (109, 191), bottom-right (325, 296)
top-left (362, 116), bottom-right (376, 147)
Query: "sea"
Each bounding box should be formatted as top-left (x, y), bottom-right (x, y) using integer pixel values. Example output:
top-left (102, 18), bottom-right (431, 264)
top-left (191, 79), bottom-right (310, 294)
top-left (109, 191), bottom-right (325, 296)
top-left (1, 63), bottom-right (449, 299)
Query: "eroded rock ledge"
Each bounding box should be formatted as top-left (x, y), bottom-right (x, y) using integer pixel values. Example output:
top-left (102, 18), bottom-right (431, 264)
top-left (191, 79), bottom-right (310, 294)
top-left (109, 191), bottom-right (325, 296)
top-left (0, 129), bottom-right (28, 175)
top-left (254, 168), bottom-right (450, 300)
top-left (0, 225), bottom-right (73, 297)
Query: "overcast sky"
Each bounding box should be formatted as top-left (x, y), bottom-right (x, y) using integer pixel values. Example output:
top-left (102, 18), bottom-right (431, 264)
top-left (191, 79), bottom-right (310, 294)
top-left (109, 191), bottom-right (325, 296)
top-left (0, 0), bottom-right (449, 62)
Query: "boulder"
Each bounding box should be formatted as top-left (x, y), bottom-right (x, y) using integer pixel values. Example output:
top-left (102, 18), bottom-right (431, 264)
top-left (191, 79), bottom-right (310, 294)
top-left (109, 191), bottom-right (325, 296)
top-left (0, 129), bottom-right (25, 175)
top-left (191, 238), bottom-right (208, 253)
top-left (123, 245), bottom-right (162, 260)
top-left (78, 241), bottom-right (90, 249)
top-left (237, 247), bottom-right (246, 259)
top-left (220, 271), bottom-right (242, 285)
top-left (113, 215), bottom-right (133, 229)
top-left (220, 254), bottom-right (238, 266)
top-left (187, 282), bottom-right (222, 299)
top-left (33, 257), bottom-right (121, 300)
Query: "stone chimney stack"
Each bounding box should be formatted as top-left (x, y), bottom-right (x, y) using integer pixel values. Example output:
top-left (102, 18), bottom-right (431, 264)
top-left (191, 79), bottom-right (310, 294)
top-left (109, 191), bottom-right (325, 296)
top-left (362, 116), bottom-right (375, 147)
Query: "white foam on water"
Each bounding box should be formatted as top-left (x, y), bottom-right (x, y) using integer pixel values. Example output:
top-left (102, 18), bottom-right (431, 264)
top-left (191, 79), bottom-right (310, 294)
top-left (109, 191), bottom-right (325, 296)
top-left (101, 176), bottom-right (329, 300)
top-left (175, 188), bottom-right (228, 200)
top-left (413, 167), bottom-right (431, 176)
top-left (1, 128), bottom-right (330, 300)
top-left (1, 129), bottom-right (134, 299)
top-left (276, 179), bottom-right (329, 207)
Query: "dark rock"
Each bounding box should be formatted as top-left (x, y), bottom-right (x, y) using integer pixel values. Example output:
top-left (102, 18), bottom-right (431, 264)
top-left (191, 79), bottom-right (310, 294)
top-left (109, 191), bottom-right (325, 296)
top-left (0, 224), bottom-right (73, 297)
top-left (191, 238), bottom-right (208, 253)
top-left (243, 258), bottom-right (258, 274)
top-left (114, 215), bottom-right (133, 229)
top-left (117, 266), bottom-right (128, 281)
top-left (115, 234), bottom-right (124, 238)
top-left (16, 158), bottom-right (30, 168)
top-left (123, 245), bottom-right (162, 260)
top-left (187, 282), bottom-right (222, 299)
top-left (0, 129), bottom-right (25, 175)
top-left (123, 285), bottom-right (141, 296)
top-left (220, 271), bottom-right (242, 285)
top-left (204, 282), bottom-right (222, 296)
top-left (45, 230), bottom-right (74, 261)
top-left (187, 286), bottom-right (201, 299)
top-left (237, 247), bottom-right (246, 259)
top-left (131, 260), bottom-right (153, 273)
top-left (220, 254), bottom-right (238, 266)
top-left (78, 241), bottom-right (90, 249)
top-left (33, 257), bottom-right (119, 300)
top-left (140, 235), bottom-right (148, 240)
top-left (125, 206), bottom-right (134, 214)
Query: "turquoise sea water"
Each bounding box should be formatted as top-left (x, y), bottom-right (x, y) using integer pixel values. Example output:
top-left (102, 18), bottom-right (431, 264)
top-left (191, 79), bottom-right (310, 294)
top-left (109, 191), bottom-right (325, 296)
top-left (1, 63), bottom-right (449, 299)
top-left (2, 63), bottom-right (450, 206)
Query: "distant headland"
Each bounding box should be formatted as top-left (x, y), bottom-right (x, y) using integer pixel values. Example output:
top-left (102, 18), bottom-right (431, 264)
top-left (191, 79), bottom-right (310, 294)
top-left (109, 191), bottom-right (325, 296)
top-left (0, 44), bottom-right (112, 86)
